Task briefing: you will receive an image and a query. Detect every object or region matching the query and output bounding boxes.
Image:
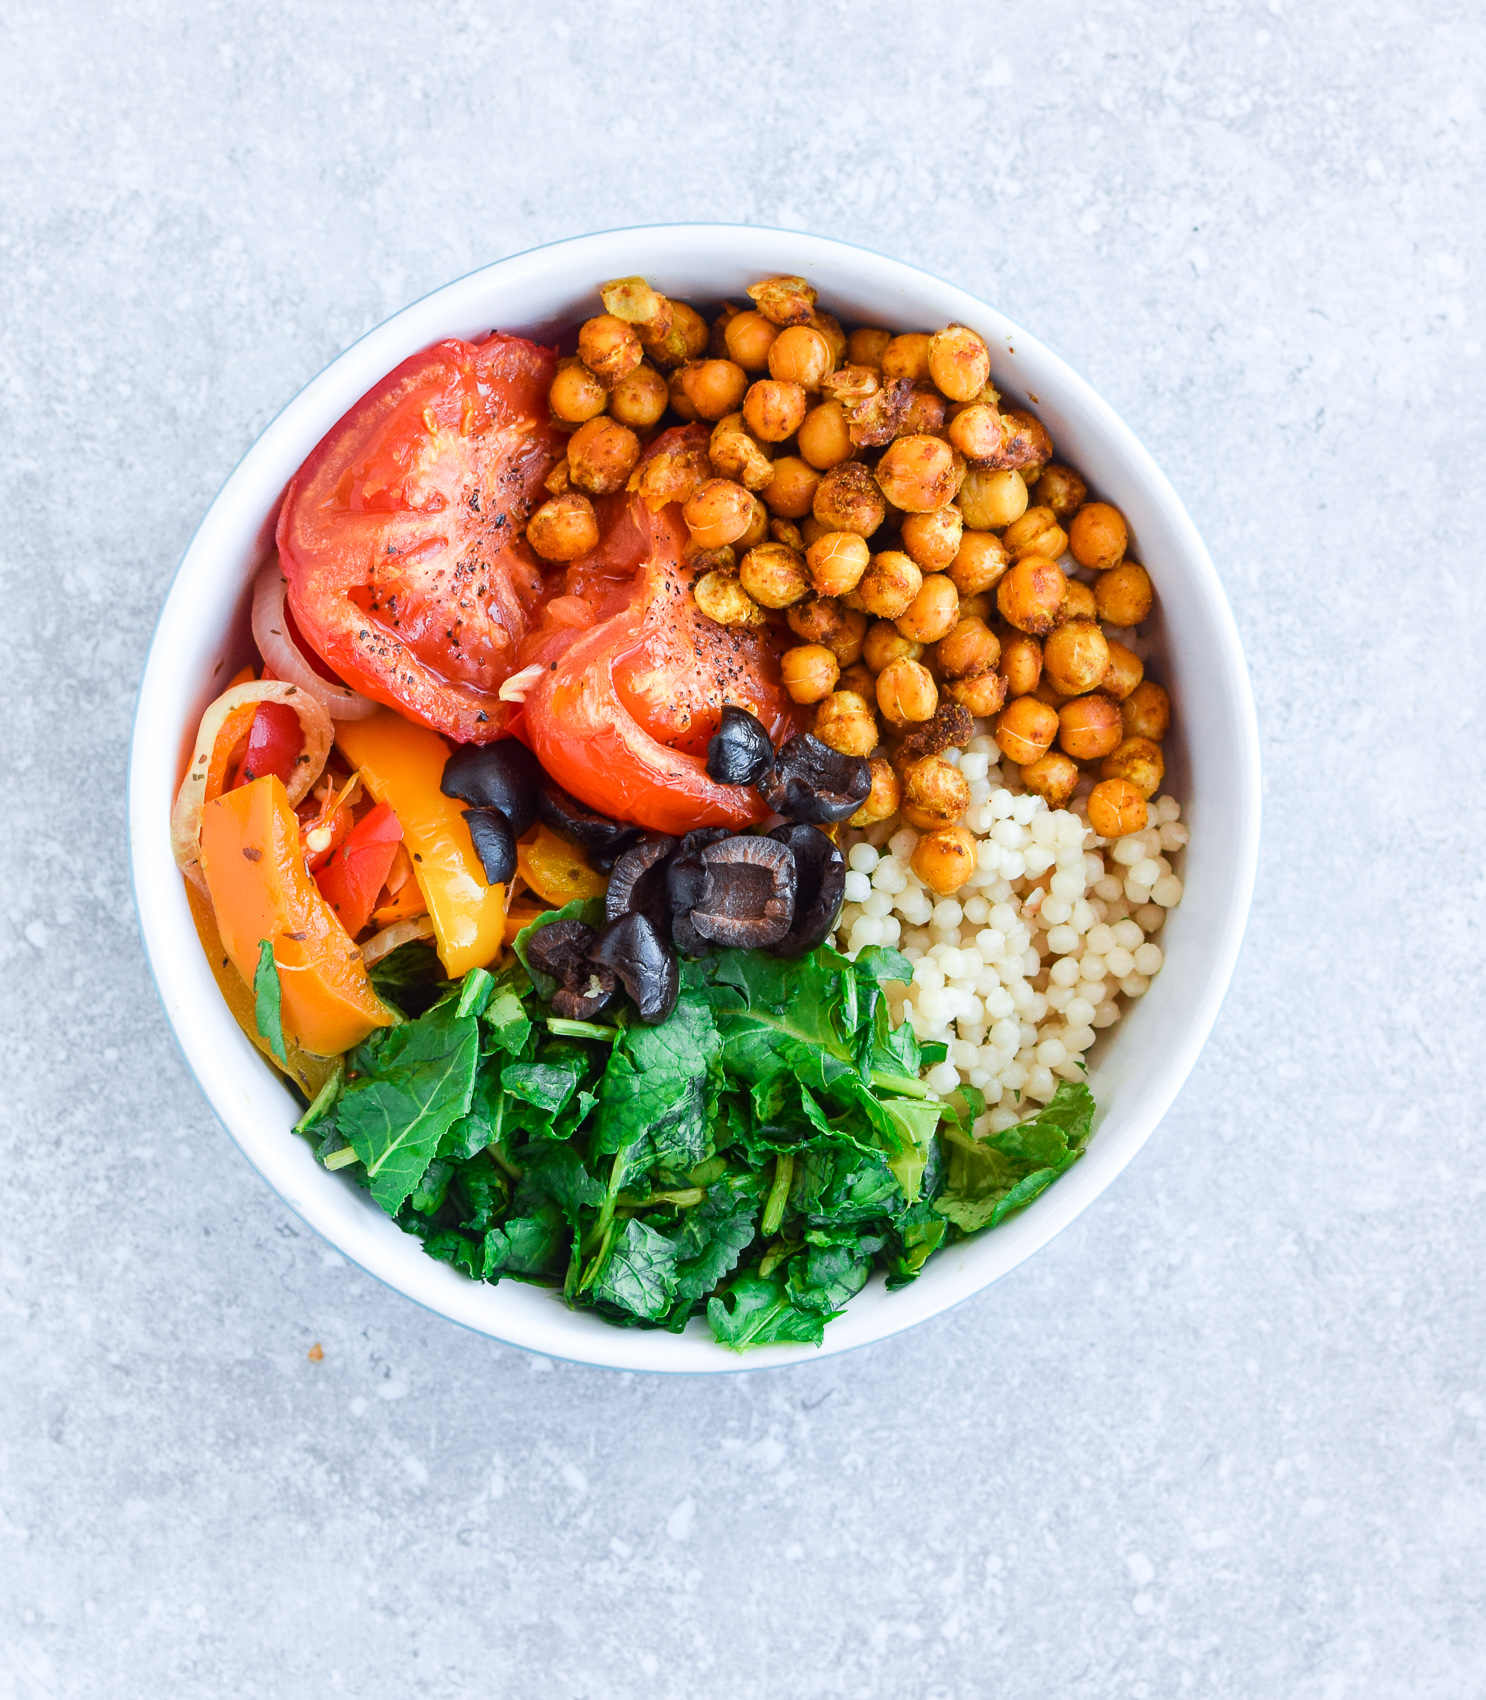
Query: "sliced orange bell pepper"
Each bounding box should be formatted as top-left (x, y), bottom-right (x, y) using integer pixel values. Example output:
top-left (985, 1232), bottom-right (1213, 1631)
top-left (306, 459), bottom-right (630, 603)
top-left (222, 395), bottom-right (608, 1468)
top-left (199, 776), bottom-right (394, 1056)
top-left (186, 880), bottom-right (340, 1097)
top-left (516, 822), bottom-right (608, 906)
top-left (333, 710), bottom-right (507, 977)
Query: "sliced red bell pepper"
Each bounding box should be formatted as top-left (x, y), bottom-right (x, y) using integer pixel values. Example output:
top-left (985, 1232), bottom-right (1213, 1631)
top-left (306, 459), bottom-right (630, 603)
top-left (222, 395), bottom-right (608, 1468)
top-left (234, 701), bottom-right (305, 789)
top-left (314, 801), bottom-right (403, 938)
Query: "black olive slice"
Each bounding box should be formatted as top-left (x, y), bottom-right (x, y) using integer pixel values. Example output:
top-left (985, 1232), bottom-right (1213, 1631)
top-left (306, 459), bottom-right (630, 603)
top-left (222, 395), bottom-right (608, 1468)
top-left (706, 705), bottom-right (776, 787)
top-left (605, 833), bottom-right (677, 932)
top-left (664, 829), bottom-right (731, 958)
top-left (462, 808), bottom-right (517, 886)
top-left (688, 835), bottom-right (797, 949)
top-left (441, 740), bottom-right (543, 837)
top-left (759, 733), bottom-right (872, 825)
top-left (767, 823), bottom-right (846, 957)
top-left (588, 912), bottom-right (679, 1025)
top-left (535, 784), bottom-right (645, 871)
top-left (524, 918), bottom-right (618, 1021)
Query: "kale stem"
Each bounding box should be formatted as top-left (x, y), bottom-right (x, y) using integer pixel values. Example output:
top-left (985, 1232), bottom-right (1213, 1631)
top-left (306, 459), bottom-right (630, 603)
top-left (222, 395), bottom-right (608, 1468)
top-left (761, 1151), bottom-right (794, 1237)
top-left (294, 1061), bottom-right (343, 1134)
top-left (870, 1070), bottom-right (937, 1100)
top-left (546, 1018), bottom-right (621, 1042)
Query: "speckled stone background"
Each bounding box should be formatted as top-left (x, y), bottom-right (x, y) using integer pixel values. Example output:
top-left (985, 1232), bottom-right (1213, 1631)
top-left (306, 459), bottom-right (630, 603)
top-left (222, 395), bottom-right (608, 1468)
top-left (3, 2), bottom-right (1483, 1695)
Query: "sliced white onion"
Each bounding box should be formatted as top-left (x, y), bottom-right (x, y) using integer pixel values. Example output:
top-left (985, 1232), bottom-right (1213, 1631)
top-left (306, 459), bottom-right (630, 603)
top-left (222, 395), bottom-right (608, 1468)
top-left (360, 914), bottom-right (437, 965)
top-left (498, 662), bottom-right (546, 702)
top-left (171, 681), bottom-right (334, 892)
top-left (252, 560), bottom-right (377, 720)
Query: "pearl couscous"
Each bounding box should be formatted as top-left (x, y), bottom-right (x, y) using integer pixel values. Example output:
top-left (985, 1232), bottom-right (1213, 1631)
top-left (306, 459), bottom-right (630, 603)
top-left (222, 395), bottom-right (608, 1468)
top-left (833, 737), bottom-right (1185, 1132)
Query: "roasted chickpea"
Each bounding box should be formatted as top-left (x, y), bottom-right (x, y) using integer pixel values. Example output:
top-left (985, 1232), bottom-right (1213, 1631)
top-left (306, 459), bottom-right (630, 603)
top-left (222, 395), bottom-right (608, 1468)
top-left (814, 690), bottom-right (879, 758)
top-left (1002, 506), bottom-right (1070, 562)
top-left (1095, 562), bottom-right (1154, 627)
top-left (667, 368), bottom-right (698, 421)
top-left (1101, 735), bottom-right (1165, 799)
top-left (744, 379), bottom-right (808, 443)
top-left (863, 619), bottom-right (923, 674)
top-left (806, 530), bottom-right (870, 597)
top-left (947, 405), bottom-right (1014, 464)
top-left (780, 644), bottom-right (840, 704)
top-left (686, 545), bottom-right (736, 576)
top-left (1033, 678), bottom-right (1074, 709)
top-left (895, 573), bottom-right (960, 644)
top-left (875, 434), bottom-right (961, 514)
top-left (1101, 640), bottom-right (1144, 702)
top-left (901, 386), bottom-right (947, 435)
top-left (838, 660), bottom-right (876, 699)
top-left (1043, 619), bottom-right (1110, 696)
top-left (1020, 751), bottom-right (1080, 809)
top-left (707, 304), bottom-right (737, 360)
top-left (1122, 679), bottom-right (1171, 741)
top-left (958, 592), bottom-right (993, 621)
top-left (599, 276), bottom-right (673, 340)
top-left (708, 414), bottom-right (774, 491)
top-left (876, 657), bottom-right (938, 726)
top-left (996, 556), bottom-right (1068, 636)
top-left (1001, 409), bottom-right (1053, 477)
top-left (848, 756), bottom-right (901, 827)
top-left (998, 632), bottom-right (1043, 697)
top-left (683, 478), bottom-right (755, 548)
top-left (607, 361), bottom-right (669, 430)
top-left (947, 531), bottom-right (1010, 597)
top-left (1058, 579), bottom-right (1098, 624)
top-left (526, 493), bottom-right (599, 562)
top-left (881, 332), bottom-right (933, 383)
top-left (995, 696), bottom-right (1059, 766)
top-left (911, 825), bottom-right (976, 895)
top-left (768, 324), bottom-right (833, 389)
top-left (1058, 694), bottom-right (1123, 761)
top-left (958, 466), bottom-right (1028, 530)
top-left (739, 542), bottom-right (810, 608)
top-left (679, 359), bottom-right (749, 422)
top-left (1069, 501), bottom-right (1128, 571)
top-left (1087, 777), bottom-right (1147, 838)
top-left (813, 462), bottom-right (886, 537)
top-left (739, 496), bottom-right (770, 550)
top-left (800, 516), bottom-right (832, 547)
top-left (900, 504), bottom-right (963, 573)
top-left (567, 417), bottom-right (640, 495)
top-left (857, 551), bottom-right (923, 620)
top-left (723, 309), bottom-right (780, 372)
top-left (828, 608), bottom-right (868, 667)
top-left (761, 455), bottom-right (821, 520)
top-left (642, 300), bottom-right (709, 368)
top-left (944, 666), bottom-right (1008, 717)
top-left (770, 518), bottom-right (805, 550)
top-left (927, 325), bottom-right (992, 402)
top-left (693, 570), bottom-right (765, 628)
top-left (846, 327), bottom-right (892, 369)
top-left (798, 401), bottom-right (854, 469)
top-left (808, 311), bottom-right (846, 364)
top-left (747, 274), bottom-right (817, 327)
top-left (900, 755), bottom-right (971, 829)
top-left (1033, 463), bottom-right (1088, 519)
top-left (935, 616), bottom-right (1000, 679)
top-left (549, 357), bottom-right (608, 425)
top-left (787, 594), bottom-right (845, 646)
top-left (578, 315), bottom-right (642, 389)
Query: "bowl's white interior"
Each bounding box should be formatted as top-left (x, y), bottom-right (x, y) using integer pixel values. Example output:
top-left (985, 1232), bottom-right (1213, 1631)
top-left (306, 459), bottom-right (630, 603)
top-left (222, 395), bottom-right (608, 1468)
top-left (128, 225), bottom-right (1260, 1372)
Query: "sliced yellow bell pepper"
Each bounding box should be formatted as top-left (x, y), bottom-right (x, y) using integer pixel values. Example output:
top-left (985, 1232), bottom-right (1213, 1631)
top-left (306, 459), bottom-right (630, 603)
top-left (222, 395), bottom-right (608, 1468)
top-left (186, 880), bottom-right (341, 1098)
top-left (334, 710), bottom-right (508, 977)
top-left (516, 822), bottom-right (608, 906)
top-left (199, 776), bottom-right (394, 1056)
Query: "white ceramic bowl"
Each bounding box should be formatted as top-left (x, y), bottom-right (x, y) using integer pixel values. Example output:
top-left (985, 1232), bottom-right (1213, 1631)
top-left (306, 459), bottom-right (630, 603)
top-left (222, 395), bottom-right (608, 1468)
top-left (128, 225), bottom-right (1260, 1372)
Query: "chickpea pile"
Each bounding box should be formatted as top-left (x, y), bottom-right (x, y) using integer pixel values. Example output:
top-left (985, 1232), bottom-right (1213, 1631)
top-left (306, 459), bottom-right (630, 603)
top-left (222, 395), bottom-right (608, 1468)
top-left (522, 272), bottom-right (1174, 885)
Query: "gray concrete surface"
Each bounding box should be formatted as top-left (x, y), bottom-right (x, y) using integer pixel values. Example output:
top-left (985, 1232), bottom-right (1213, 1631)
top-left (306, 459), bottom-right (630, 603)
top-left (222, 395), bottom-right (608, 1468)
top-left (3, 2), bottom-right (1483, 1695)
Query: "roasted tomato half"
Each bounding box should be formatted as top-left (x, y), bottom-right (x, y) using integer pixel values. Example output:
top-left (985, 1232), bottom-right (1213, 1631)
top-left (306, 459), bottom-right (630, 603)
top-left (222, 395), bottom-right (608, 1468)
top-left (276, 333), bottom-right (564, 743)
top-left (518, 426), bottom-right (801, 835)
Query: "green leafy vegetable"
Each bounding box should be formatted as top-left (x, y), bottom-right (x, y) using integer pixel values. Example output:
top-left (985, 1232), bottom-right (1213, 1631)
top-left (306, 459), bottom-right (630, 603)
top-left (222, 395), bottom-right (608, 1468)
top-left (253, 938), bottom-right (289, 1066)
top-left (295, 925), bottom-right (1101, 1350)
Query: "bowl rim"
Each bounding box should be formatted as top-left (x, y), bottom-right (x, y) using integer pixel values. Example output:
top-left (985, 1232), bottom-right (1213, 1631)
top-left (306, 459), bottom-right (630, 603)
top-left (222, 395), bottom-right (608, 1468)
top-left (127, 221), bottom-right (1261, 1373)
